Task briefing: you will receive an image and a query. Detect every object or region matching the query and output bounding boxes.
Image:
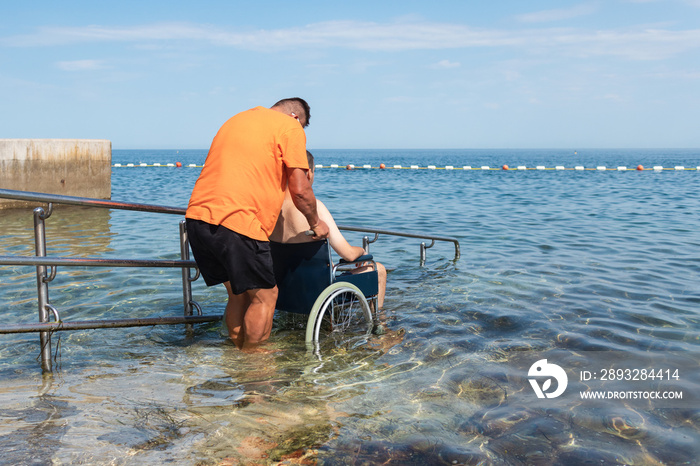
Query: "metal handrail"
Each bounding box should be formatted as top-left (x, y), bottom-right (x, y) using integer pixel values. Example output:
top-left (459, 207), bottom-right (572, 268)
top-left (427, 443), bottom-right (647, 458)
top-left (337, 224), bottom-right (460, 261)
top-left (0, 253), bottom-right (214, 334)
top-left (0, 189), bottom-right (209, 373)
top-left (0, 188), bottom-right (461, 372)
top-left (0, 256), bottom-right (197, 268)
top-left (0, 315), bottom-right (219, 335)
top-left (0, 188), bottom-right (461, 260)
top-left (0, 188), bottom-right (184, 215)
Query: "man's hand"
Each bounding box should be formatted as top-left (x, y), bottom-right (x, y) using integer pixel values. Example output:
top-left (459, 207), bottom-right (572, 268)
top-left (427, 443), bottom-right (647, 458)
top-left (310, 219), bottom-right (329, 240)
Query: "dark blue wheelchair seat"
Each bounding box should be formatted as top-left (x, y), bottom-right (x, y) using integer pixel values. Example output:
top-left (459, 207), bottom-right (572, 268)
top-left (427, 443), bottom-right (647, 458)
top-left (270, 240), bottom-right (378, 315)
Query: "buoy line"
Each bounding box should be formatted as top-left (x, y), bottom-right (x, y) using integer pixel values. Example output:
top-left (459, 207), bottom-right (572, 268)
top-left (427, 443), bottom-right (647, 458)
top-left (114, 163), bottom-right (699, 171)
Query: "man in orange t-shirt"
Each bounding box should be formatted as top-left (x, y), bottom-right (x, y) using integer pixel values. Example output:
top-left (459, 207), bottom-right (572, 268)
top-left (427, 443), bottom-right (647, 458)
top-left (185, 98), bottom-right (329, 350)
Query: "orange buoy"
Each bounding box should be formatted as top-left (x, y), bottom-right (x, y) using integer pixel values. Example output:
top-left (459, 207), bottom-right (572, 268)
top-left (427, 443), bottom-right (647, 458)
top-left (502, 164), bottom-right (509, 170)
top-left (176, 162), bottom-right (182, 167)
top-left (379, 163), bottom-right (386, 169)
top-left (636, 165), bottom-right (644, 171)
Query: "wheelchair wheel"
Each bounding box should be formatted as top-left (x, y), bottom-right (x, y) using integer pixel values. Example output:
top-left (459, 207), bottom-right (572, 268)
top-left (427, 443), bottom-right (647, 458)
top-left (305, 282), bottom-right (373, 352)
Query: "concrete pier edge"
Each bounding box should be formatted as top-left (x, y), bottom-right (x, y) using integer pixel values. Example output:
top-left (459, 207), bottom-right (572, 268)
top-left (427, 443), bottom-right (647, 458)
top-left (0, 139), bottom-right (111, 210)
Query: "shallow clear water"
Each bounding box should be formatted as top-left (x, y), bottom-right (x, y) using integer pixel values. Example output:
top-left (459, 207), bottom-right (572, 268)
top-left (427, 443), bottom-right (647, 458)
top-left (1, 149), bottom-right (699, 464)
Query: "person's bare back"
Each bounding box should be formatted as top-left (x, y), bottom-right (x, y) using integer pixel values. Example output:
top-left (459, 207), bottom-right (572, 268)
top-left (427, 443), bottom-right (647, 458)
top-left (270, 151), bottom-right (386, 308)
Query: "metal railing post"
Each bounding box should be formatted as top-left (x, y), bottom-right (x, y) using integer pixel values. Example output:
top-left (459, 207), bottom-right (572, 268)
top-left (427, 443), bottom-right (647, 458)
top-left (362, 233), bottom-right (379, 254)
top-left (33, 205), bottom-right (53, 373)
top-left (179, 220), bottom-right (193, 332)
top-left (419, 240), bottom-right (435, 267)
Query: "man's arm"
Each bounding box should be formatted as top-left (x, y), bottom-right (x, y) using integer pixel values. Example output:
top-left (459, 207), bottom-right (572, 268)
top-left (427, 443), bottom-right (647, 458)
top-left (317, 200), bottom-right (365, 261)
top-left (286, 167), bottom-right (329, 240)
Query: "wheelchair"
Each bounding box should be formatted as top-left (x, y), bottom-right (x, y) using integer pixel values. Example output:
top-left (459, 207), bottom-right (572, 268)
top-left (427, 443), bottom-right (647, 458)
top-left (270, 239), bottom-right (379, 353)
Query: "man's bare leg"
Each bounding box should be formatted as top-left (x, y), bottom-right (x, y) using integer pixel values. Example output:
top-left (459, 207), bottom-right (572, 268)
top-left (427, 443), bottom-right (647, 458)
top-left (224, 282), bottom-right (248, 348)
top-left (223, 282), bottom-right (278, 350)
top-left (241, 287), bottom-right (278, 349)
top-left (375, 262), bottom-right (386, 309)
top-left (353, 262), bottom-right (387, 309)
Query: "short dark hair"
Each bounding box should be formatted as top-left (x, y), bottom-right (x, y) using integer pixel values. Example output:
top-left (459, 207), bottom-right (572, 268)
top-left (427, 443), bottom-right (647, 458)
top-left (273, 97), bottom-right (311, 127)
top-left (306, 150), bottom-right (315, 173)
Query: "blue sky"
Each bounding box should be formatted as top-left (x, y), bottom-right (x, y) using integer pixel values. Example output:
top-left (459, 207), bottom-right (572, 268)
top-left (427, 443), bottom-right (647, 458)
top-left (1, 0), bottom-right (699, 149)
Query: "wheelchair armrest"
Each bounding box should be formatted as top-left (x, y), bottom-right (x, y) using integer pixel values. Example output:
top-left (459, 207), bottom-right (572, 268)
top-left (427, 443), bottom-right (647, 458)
top-left (338, 254), bottom-right (373, 264)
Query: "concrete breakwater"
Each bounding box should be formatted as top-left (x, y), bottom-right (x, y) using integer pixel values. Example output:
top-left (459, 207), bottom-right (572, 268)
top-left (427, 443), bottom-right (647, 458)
top-left (0, 139), bottom-right (111, 209)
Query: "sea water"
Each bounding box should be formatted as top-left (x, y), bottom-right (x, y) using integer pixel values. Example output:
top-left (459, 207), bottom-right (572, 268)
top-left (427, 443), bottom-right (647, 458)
top-left (0, 148), bottom-right (698, 464)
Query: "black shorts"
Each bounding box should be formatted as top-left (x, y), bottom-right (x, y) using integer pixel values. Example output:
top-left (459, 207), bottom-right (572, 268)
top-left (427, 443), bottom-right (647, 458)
top-left (185, 219), bottom-right (276, 294)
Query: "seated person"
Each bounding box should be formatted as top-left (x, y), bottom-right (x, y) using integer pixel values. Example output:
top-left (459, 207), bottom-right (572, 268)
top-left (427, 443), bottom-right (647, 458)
top-left (269, 151), bottom-right (386, 310)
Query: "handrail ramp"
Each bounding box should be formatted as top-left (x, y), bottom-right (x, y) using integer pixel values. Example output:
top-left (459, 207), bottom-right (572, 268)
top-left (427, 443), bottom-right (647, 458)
top-left (0, 188), bottom-right (460, 373)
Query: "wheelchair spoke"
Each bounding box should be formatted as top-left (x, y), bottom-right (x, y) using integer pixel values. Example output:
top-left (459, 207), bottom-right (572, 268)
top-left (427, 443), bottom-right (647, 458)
top-left (316, 290), bottom-right (371, 353)
top-left (306, 282), bottom-right (373, 357)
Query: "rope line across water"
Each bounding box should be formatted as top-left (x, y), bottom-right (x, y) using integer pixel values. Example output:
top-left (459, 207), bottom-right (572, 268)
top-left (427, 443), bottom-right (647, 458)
top-left (113, 163), bottom-right (700, 171)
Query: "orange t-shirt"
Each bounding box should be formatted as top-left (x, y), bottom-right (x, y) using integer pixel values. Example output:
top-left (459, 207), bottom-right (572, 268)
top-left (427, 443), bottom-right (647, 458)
top-left (186, 106), bottom-right (309, 241)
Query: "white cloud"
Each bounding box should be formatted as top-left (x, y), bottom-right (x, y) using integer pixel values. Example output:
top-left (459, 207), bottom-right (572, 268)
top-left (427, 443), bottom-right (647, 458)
top-left (430, 59), bottom-right (461, 69)
top-left (3, 19), bottom-right (700, 61)
top-left (306, 63), bottom-right (341, 72)
top-left (56, 59), bottom-right (107, 71)
top-left (504, 70), bottom-right (521, 81)
top-left (625, 0), bottom-right (700, 5)
top-left (0, 21), bottom-right (522, 50)
top-left (516, 3), bottom-right (598, 23)
top-left (554, 28), bottom-right (700, 60)
top-left (660, 70), bottom-right (700, 79)
top-left (602, 93), bottom-right (624, 102)
top-left (2, 23), bottom-right (212, 47)
top-left (384, 96), bottom-right (415, 103)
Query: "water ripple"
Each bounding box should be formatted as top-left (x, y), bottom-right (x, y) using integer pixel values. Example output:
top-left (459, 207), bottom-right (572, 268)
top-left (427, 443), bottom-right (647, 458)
top-left (1, 149), bottom-right (699, 463)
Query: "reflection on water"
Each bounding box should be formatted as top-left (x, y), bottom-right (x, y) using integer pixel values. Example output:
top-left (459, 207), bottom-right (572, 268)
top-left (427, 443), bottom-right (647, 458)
top-left (0, 205), bottom-right (114, 256)
top-left (0, 206), bottom-right (118, 336)
top-left (1, 149), bottom-right (699, 464)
